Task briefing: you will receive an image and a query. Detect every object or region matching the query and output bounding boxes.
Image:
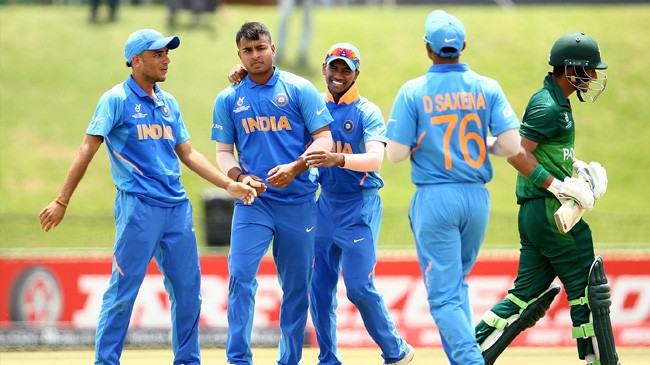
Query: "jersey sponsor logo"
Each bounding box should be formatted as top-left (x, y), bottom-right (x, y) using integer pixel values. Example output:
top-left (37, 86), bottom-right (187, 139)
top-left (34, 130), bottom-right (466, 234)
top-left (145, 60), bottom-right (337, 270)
top-left (241, 116), bottom-right (292, 133)
top-left (212, 123), bottom-right (223, 131)
top-left (316, 106), bottom-right (326, 116)
top-left (423, 92), bottom-right (487, 113)
top-left (353, 238), bottom-right (365, 243)
top-left (275, 93), bottom-right (289, 107)
top-left (562, 147), bottom-right (575, 161)
top-left (343, 120), bottom-right (355, 133)
top-left (136, 123), bottom-right (173, 140)
top-left (306, 226), bottom-right (314, 232)
top-left (132, 104), bottom-right (148, 119)
top-left (233, 97), bottom-right (251, 114)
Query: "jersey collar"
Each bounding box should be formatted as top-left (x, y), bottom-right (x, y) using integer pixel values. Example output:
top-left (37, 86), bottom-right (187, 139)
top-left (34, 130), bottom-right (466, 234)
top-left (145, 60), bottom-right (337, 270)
top-left (427, 63), bottom-right (470, 73)
top-left (325, 83), bottom-right (360, 105)
top-left (544, 72), bottom-right (570, 107)
top-left (126, 76), bottom-right (161, 102)
top-left (244, 66), bottom-right (281, 88)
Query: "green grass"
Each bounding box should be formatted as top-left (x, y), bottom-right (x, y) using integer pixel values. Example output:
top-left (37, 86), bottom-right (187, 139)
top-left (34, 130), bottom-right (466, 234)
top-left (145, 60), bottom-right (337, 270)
top-left (1, 4), bottom-right (649, 250)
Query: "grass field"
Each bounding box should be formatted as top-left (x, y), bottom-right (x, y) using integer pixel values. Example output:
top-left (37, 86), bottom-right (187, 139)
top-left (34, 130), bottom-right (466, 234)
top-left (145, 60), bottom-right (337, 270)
top-left (2, 347), bottom-right (649, 365)
top-left (1, 4), bottom-right (649, 250)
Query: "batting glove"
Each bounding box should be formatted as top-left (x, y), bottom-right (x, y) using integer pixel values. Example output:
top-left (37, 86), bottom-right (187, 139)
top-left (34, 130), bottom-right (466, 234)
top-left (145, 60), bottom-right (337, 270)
top-left (548, 177), bottom-right (595, 210)
top-left (573, 160), bottom-right (608, 200)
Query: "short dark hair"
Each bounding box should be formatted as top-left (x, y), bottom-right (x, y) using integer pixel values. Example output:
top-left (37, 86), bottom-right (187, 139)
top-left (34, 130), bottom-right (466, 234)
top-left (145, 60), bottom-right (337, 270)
top-left (236, 22), bottom-right (272, 47)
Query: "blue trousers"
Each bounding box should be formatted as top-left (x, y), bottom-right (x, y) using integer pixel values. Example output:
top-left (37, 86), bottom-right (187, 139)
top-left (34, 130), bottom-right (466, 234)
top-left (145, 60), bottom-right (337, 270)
top-left (409, 183), bottom-right (488, 365)
top-left (226, 198), bottom-right (317, 365)
top-left (310, 190), bottom-right (406, 365)
top-left (95, 191), bottom-right (201, 365)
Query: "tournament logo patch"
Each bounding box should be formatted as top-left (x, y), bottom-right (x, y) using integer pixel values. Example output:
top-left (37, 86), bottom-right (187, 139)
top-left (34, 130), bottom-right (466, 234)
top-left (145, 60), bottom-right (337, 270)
top-left (162, 105), bottom-right (170, 117)
top-left (132, 103), bottom-right (147, 119)
top-left (275, 93), bottom-right (289, 107)
top-left (564, 112), bottom-right (573, 129)
top-left (343, 120), bottom-right (355, 133)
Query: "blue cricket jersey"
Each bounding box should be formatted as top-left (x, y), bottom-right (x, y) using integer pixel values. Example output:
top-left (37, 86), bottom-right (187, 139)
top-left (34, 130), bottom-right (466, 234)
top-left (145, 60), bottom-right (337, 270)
top-left (387, 63), bottom-right (519, 185)
top-left (86, 76), bottom-right (189, 207)
top-left (318, 83), bottom-right (386, 193)
top-left (212, 68), bottom-right (333, 203)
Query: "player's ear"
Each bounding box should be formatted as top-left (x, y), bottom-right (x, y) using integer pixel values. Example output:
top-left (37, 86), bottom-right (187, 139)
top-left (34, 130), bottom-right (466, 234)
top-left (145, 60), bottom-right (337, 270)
top-left (132, 55), bottom-right (142, 68)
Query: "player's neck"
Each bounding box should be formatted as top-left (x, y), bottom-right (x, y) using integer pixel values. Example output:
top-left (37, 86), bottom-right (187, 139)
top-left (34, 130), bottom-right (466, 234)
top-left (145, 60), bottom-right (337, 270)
top-left (132, 73), bottom-right (157, 100)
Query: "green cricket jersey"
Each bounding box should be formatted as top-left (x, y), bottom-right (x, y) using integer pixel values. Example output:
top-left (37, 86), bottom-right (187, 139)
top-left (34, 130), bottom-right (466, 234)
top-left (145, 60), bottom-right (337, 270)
top-left (515, 73), bottom-right (576, 204)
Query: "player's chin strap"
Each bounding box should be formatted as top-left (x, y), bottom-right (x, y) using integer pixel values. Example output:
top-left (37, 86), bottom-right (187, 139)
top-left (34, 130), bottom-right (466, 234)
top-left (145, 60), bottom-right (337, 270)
top-left (576, 89), bottom-right (586, 102)
top-left (478, 283), bottom-right (561, 365)
top-left (570, 256), bottom-right (621, 365)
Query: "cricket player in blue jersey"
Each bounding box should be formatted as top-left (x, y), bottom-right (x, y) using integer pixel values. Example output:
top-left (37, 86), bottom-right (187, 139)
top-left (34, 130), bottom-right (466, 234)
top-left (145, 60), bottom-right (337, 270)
top-left (212, 21), bottom-right (333, 365)
top-left (302, 43), bottom-right (414, 365)
top-left (385, 10), bottom-right (521, 365)
top-left (38, 29), bottom-right (257, 365)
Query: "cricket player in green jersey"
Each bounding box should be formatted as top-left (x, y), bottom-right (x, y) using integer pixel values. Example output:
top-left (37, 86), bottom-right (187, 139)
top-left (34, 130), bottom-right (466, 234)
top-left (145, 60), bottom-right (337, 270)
top-left (475, 33), bottom-right (620, 365)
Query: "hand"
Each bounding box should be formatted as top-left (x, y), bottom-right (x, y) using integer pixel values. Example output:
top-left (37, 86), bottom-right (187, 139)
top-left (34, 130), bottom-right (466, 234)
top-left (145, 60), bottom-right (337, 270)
top-left (573, 159), bottom-right (607, 200)
top-left (241, 175), bottom-right (267, 196)
top-left (39, 200), bottom-right (67, 232)
top-left (304, 150), bottom-right (343, 168)
top-left (228, 64), bottom-right (248, 85)
top-left (226, 181), bottom-right (258, 205)
top-left (556, 176), bottom-right (595, 210)
top-left (266, 163), bottom-right (299, 188)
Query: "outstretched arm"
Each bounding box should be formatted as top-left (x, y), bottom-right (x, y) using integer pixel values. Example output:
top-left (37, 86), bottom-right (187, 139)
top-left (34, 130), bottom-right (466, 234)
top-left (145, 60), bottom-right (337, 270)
top-left (175, 140), bottom-right (257, 205)
top-left (215, 141), bottom-right (266, 196)
top-left (39, 134), bottom-right (103, 232)
top-left (304, 140), bottom-right (384, 172)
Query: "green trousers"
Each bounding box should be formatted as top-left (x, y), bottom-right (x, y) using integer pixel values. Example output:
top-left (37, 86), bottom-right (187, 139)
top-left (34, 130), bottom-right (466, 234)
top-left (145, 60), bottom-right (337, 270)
top-left (476, 197), bottom-right (595, 359)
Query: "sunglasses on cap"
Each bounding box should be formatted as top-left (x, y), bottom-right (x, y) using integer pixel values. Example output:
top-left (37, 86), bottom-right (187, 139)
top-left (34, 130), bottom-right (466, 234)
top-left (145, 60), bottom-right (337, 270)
top-left (326, 47), bottom-right (359, 61)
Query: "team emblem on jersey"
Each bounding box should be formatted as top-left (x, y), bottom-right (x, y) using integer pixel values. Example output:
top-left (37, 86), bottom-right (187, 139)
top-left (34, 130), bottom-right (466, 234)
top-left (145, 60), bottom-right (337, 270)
top-left (275, 93), bottom-right (289, 107)
top-left (343, 120), bottom-right (355, 133)
top-left (161, 105), bottom-right (170, 117)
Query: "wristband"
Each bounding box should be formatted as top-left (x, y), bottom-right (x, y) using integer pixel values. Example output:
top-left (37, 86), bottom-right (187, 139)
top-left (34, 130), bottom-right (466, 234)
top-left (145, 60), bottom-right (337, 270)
top-left (55, 199), bottom-right (68, 208)
top-left (529, 164), bottom-right (550, 187)
top-left (235, 173), bottom-right (244, 182)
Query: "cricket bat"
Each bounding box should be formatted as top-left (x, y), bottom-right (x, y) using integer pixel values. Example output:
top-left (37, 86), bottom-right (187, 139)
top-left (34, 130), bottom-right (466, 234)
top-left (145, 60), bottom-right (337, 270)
top-left (554, 200), bottom-right (586, 234)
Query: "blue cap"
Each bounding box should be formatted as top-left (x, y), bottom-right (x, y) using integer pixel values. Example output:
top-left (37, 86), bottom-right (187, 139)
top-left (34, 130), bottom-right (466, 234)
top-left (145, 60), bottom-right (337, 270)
top-left (124, 29), bottom-right (180, 67)
top-left (324, 42), bottom-right (361, 71)
top-left (423, 10), bottom-right (465, 59)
